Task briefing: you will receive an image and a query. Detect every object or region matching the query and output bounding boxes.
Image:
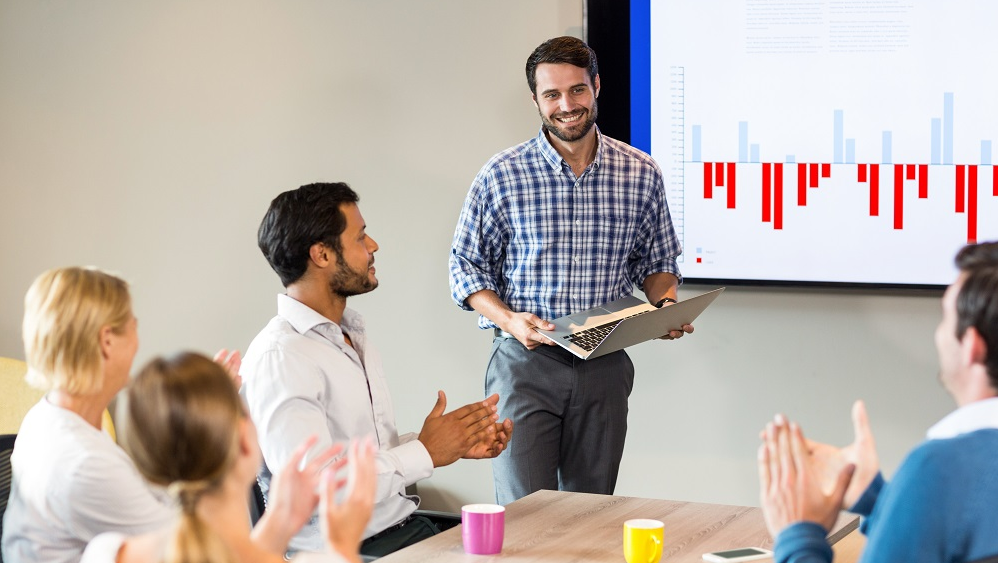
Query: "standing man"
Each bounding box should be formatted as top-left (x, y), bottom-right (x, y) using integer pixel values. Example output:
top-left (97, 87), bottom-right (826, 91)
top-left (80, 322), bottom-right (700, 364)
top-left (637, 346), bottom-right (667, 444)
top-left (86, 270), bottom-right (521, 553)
top-left (243, 182), bottom-right (513, 557)
top-left (449, 36), bottom-right (691, 505)
top-left (758, 241), bottom-right (998, 563)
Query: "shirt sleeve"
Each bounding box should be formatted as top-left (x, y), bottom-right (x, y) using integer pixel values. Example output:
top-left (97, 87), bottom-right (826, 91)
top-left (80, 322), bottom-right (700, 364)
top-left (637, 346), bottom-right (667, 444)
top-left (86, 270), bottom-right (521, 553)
top-left (63, 451), bottom-right (174, 540)
top-left (449, 170), bottom-right (502, 310)
top-left (854, 449), bottom-right (959, 563)
top-left (243, 347), bottom-right (432, 512)
top-left (630, 164), bottom-right (682, 286)
top-left (773, 522), bottom-right (834, 563)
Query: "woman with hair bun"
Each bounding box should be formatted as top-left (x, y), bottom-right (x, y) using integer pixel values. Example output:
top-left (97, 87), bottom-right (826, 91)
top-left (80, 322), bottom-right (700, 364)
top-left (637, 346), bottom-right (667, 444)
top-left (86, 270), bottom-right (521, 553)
top-left (82, 351), bottom-right (376, 563)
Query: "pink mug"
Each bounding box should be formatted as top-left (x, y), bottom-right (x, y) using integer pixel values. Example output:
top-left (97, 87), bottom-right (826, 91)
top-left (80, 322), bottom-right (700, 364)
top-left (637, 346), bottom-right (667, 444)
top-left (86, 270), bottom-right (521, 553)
top-left (461, 503), bottom-right (505, 554)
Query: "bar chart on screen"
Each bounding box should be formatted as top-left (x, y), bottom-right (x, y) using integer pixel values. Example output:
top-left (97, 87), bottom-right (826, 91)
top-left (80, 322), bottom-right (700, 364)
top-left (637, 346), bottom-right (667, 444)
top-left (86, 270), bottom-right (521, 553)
top-left (647, 1), bottom-right (998, 287)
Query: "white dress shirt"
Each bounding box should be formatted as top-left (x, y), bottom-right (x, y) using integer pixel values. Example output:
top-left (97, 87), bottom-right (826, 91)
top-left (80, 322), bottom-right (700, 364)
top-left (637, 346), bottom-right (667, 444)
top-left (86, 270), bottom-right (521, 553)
top-left (926, 396), bottom-right (998, 439)
top-left (241, 294), bottom-right (434, 553)
top-left (1, 399), bottom-right (173, 563)
top-left (81, 532), bottom-right (351, 563)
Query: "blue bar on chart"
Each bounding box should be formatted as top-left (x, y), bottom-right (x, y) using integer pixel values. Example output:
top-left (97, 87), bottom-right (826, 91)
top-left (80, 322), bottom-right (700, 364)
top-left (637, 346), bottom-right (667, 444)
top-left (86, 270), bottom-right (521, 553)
top-left (750, 144), bottom-right (760, 163)
top-left (882, 131), bottom-right (892, 164)
top-left (833, 110), bottom-right (844, 164)
top-left (944, 93), bottom-right (954, 165)
top-left (846, 139), bottom-right (856, 164)
top-left (983, 141), bottom-right (993, 165)
top-left (692, 125), bottom-right (702, 162)
top-left (785, 155), bottom-right (796, 163)
top-left (931, 118), bottom-right (942, 165)
top-left (739, 121), bottom-right (748, 163)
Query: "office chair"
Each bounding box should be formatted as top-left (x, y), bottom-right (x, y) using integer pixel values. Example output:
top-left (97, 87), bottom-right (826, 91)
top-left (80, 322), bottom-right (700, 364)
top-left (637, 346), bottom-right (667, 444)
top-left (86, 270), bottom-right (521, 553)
top-left (0, 356), bottom-right (116, 442)
top-left (1, 433), bottom-right (17, 563)
top-left (0, 358), bottom-right (42, 435)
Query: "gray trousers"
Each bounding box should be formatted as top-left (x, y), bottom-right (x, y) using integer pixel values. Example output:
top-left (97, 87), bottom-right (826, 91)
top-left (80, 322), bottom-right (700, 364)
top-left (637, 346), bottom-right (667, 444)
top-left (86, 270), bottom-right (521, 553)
top-left (486, 335), bottom-right (635, 505)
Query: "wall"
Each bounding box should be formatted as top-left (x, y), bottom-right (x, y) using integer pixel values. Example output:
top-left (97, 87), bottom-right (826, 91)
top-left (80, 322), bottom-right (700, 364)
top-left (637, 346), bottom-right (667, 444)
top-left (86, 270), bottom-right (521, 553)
top-left (0, 1), bottom-right (952, 511)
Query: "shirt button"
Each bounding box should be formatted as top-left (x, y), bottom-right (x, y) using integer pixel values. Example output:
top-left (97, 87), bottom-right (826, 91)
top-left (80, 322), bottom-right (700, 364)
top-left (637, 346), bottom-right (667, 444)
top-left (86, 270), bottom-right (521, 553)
top-left (575, 220), bottom-right (582, 226)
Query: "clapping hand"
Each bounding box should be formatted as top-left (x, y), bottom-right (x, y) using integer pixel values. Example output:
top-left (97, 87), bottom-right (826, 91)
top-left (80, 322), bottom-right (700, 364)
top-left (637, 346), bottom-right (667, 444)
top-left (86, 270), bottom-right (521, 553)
top-left (758, 414), bottom-right (855, 538)
top-left (321, 438), bottom-right (377, 563)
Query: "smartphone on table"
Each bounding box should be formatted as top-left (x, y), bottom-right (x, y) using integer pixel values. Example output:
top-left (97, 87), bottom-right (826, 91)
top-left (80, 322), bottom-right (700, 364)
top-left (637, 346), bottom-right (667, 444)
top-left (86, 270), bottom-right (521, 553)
top-left (702, 546), bottom-right (773, 562)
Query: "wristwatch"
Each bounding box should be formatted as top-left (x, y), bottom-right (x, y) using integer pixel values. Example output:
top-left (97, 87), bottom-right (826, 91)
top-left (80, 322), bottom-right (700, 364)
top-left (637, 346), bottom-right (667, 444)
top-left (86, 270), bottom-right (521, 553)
top-left (654, 296), bottom-right (677, 308)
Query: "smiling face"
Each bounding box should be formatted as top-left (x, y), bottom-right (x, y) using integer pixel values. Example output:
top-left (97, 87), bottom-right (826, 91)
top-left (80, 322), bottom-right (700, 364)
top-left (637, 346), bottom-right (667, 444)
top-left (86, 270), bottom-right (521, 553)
top-left (329, 202), bottom-right (379, 298)
top-left (532, 62), bottom-right (600, 144)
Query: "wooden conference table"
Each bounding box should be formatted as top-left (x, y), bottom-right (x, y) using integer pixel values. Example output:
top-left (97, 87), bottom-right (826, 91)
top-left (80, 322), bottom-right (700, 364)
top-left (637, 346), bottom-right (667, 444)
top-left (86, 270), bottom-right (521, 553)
top-left (379, 490), bottom-right (859, 563)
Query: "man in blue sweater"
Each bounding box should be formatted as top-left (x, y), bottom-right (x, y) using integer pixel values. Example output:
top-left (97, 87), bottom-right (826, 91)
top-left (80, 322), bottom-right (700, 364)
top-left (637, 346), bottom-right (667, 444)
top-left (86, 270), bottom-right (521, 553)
top-left (758, 241), bottom-right (998, 563)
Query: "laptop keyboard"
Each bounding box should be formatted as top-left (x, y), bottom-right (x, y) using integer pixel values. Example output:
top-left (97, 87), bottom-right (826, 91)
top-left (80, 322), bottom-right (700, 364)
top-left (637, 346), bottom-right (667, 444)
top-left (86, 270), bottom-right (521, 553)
top-left (563, 312), bottom-right (646, 351)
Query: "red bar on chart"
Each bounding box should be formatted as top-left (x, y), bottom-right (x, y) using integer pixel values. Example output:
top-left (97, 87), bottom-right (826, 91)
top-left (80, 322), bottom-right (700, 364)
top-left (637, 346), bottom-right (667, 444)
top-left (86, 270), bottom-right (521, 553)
top-left (704, 162), bottom-right (713, 199)
top-left (918, 165), bottom-right (928, 198)
top-left (798, 163), bottom-right (807, 205)
top-left (715, 162), bottom-right (725, 187)
top-left (858, 163), bottom-right (867, 182)
top-left (762, 163), bottom-right (771, 222)
top-left (821, 163), bottom-right (831, 178)
top-left (994, 165), bottom-right (998, 196)
top-left (869, 164), bottom-right (879, 216)
top-left (775, 163), bottom-right (784, 230)
top-left (809, 163), bottom-right (819, 188)
top-left (956, 165), bottom-right (965, 213)
top-left (968, 165), bottom-right (978, 243)
top-left (893, 164), bottom-right (904, 230)
top-left (906, 164), bottom-right (916, 180)
top-left (727, 162), bottom-right (736, 209)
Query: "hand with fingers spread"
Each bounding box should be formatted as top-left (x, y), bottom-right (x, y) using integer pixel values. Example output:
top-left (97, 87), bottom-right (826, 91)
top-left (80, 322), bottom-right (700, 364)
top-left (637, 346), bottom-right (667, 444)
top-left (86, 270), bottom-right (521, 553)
top-left (464, 415), bottom-right (514, 459)
top-left (418, 391), bottom-right (502, 467)
top-left (252, 435), bottom-right (344, 554)
top-left (322, 438), bottom-right (377, 563)
top-left (503, 311), bottom-right (557, 350)
top-left (758, 414), bottom-right (855, 538)
top-left (213, 348), bottom-right (243, 389)
top-left (802, 400), bottom-right (880, 510)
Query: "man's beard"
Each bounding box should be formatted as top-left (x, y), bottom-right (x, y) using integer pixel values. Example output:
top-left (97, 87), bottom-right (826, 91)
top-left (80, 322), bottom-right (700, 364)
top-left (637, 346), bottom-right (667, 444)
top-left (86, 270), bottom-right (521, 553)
top-left (329, 252), bottom-right (378, 298)
top-left (540, 100), bottom-right (598, 143)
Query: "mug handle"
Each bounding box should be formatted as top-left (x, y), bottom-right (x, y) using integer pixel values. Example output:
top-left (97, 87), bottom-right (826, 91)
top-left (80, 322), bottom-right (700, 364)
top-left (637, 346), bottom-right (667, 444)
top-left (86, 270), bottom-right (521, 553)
top-left (647, 534), bottom-right (662, 563)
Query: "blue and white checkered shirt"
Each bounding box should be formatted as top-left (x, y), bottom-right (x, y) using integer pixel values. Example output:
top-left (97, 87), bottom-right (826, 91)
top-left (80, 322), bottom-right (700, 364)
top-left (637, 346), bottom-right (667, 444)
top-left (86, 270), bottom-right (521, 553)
top-left (449, 127), bottom-right (682, 329)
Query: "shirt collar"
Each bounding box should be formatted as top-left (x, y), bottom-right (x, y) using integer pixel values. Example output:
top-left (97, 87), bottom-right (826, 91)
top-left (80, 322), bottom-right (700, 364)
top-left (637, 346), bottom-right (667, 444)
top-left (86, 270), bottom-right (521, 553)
top-left (534, 125), bottom-right (605, 172)
top-left (926, 397), bottom-right (998, 440)
top-left (275, 294), bottom-right (365, 338)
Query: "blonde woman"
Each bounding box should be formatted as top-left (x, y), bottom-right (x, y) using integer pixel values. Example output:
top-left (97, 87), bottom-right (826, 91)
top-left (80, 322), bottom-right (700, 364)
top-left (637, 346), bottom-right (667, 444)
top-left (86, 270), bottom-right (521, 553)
top-left (2, 267), bottom-right (337, 563)
top-left (82, 352), bottom-right (375, 563)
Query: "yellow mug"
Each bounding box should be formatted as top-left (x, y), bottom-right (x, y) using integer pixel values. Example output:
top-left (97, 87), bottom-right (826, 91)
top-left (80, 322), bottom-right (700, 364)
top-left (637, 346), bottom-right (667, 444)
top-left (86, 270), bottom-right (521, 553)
top-left (623, 519), bottom-right (664, 563)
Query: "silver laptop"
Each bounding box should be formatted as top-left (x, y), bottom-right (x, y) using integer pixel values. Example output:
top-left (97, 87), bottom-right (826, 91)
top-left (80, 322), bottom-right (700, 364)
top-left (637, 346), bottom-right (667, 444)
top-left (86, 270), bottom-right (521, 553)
top-left (534, 288), bottom-right (725, 360)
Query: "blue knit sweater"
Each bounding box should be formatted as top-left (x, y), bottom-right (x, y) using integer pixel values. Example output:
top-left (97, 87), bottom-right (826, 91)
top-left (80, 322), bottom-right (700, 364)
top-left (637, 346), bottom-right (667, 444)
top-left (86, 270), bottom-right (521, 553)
top-left (774, 428), bottom-right (999, 563)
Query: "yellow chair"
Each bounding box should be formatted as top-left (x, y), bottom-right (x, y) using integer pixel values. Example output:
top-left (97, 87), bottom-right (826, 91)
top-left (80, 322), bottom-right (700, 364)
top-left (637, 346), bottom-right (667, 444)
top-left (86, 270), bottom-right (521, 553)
top-left (0, 357), bottom-right (42, 435)
top-left (0, 356), bottom-right (116, 441)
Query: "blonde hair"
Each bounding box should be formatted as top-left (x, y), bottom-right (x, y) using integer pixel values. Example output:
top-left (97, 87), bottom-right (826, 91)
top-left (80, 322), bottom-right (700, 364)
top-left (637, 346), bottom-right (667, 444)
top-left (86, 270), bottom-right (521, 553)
top-left (125, 352), bottom-right (244, 563)
top-left (22, 267), bottom-right (132, 394)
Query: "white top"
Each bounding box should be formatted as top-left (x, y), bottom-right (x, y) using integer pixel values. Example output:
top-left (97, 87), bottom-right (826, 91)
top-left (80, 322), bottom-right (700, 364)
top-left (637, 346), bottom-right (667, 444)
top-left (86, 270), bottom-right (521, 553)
top-left (1, 399), bottom-right (173, 563)
top-left (926, 396), bottom-right (998, 439)
top-left (80, 531), bottom-right (352, 563)
top-left (241, 294), bottom-right (434, 552)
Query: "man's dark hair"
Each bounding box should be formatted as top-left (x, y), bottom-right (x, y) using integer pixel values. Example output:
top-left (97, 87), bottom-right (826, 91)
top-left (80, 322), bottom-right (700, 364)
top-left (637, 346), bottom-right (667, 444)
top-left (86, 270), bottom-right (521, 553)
top-left (525, 36), bottom-right (599, 95)
top-left (257, 182), bottom-right (359, 287)
top-left (954, 241), bottom-right (998, 388)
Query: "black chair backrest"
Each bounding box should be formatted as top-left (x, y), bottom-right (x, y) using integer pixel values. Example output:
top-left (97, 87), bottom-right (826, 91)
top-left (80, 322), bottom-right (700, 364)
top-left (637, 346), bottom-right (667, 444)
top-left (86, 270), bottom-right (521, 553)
top-left (249, 477), bottom-right (266, 527)
top-left (1, 433), bottom-right (17, 563)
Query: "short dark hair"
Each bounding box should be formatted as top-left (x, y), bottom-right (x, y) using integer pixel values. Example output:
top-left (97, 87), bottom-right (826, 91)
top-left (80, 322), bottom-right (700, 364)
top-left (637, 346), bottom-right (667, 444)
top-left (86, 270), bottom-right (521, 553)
top-left (257, 182), bottom-right (359, 287)
top-left (525, 36), bottom-right (599, 95)
top-left (954, 241), bottom-right (998, 388)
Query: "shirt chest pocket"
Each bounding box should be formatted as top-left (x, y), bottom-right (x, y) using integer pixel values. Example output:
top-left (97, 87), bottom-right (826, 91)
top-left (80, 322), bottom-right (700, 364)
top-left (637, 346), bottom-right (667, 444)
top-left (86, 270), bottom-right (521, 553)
top-left (595, 214), bottom-right (639, 256)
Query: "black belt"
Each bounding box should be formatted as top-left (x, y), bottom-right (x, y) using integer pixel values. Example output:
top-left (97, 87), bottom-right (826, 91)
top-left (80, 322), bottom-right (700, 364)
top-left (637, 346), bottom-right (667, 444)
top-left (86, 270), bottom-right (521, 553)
top-left (362, 515), bottom-right (416, 545)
